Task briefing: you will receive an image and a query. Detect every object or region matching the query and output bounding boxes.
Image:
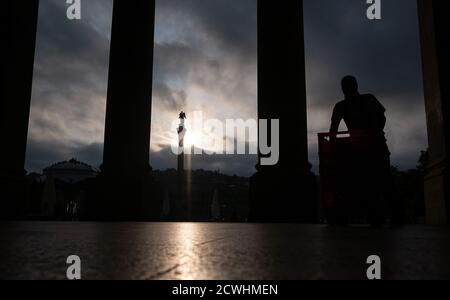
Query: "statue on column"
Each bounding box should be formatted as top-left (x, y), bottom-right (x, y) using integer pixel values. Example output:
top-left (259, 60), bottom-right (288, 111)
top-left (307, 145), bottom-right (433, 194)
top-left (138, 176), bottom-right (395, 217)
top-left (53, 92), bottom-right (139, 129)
top-left (177, 111), bottom-right (187, 175)
top-left (177, 111), bottom-right (187, 138)
top-left (178, 111), bottom-right (187, 134)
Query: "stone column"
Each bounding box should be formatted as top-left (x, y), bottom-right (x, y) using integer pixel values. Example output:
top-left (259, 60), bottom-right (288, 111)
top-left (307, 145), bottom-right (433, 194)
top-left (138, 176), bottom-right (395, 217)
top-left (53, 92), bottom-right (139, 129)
top-left (0, 1), bottom-right (40, 219)
top-left (418, 0), bottom-right (450, 225)
top-left (251, 0), bottom-right (313, 222)
top-left (99, 0), bottom-right (157, 220)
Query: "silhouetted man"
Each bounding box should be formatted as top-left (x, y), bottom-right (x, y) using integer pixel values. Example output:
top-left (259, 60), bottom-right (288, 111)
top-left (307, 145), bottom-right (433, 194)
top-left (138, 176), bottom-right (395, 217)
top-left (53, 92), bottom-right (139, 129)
top-left (330, 76), bottom-right (401, 226)
top-left (330, 76), bottom-right (386, 137)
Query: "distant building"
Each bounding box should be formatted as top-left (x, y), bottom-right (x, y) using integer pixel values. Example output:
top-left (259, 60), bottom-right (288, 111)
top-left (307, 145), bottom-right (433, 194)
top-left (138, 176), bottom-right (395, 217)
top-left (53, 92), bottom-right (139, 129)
top-left (26, 157), bottom-right (250, 222)
top-left (43, 158), bottom-right (99, 183)
top-left (28, 159), bottom-right (99, 220)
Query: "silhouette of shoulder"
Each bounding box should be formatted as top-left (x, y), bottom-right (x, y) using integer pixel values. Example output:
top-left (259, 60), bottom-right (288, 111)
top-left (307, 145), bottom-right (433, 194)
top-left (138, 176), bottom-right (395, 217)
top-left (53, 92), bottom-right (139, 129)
top-left (361, 94), bottom-right (385, 113)
top-left (331, 94), bottom-right (386, 127)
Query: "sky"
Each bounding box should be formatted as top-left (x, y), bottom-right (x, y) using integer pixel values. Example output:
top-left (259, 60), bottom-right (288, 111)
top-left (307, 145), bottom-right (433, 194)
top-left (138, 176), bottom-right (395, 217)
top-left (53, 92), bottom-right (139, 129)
top-left (25, 0), bottom-right (427, 177)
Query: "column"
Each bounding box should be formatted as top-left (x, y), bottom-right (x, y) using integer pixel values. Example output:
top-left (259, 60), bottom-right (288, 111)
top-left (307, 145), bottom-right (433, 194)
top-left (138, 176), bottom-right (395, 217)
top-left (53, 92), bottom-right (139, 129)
top-left (251, 0), bottom-right (312, 222)
top-left (0, 1), bottom-right (40, 219)
top-left (418, 0), bottom-right (450, 225)
top-left (99, 0), bottom-right (157, 220)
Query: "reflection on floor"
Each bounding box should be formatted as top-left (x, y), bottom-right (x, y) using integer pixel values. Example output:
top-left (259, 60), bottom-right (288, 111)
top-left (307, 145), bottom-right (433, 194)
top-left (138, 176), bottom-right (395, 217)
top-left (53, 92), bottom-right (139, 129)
top-left (0, 222), bottom-right (449, 280)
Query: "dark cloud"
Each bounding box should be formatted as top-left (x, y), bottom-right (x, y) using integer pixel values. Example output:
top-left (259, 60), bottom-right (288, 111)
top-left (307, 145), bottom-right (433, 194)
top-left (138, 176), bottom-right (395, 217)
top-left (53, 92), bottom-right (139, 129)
top-left (153, 81), bottom-right (187, 111)
top-left (157, 0), bottom-right (257, 60)
top-left (304, 0), bottom-right (423, 105)
top-left (26, 138), bottom-right (103, 172)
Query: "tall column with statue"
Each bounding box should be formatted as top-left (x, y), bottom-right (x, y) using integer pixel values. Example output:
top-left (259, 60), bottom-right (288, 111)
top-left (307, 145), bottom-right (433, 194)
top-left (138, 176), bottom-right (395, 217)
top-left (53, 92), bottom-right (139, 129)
top-left (177, 112), bottom-right (187, 177)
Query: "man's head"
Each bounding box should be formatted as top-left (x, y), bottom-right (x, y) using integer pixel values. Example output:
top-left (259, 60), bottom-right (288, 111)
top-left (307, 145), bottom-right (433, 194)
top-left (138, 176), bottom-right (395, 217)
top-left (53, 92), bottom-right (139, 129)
top-left (341, 75), bottom-right (359, 98)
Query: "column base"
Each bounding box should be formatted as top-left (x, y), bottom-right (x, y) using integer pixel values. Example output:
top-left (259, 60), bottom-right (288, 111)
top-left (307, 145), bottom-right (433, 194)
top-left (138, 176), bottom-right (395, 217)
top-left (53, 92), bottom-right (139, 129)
top-left (249, 165), bottom-right (318, 223)
top-left (424, 158), bottom-right (449, 225)
top-left (0, 172), bottom-right (30, 220)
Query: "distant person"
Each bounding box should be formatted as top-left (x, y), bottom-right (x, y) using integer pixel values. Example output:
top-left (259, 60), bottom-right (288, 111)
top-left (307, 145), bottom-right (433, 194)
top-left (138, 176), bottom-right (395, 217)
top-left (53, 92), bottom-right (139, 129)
top-left (329, 76), bottom-right (402, 226)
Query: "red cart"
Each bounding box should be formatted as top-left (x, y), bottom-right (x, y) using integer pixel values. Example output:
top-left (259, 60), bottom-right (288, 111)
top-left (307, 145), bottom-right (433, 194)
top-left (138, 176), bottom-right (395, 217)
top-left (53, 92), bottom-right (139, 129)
top-left (318, 131), bottom-right (381, 224)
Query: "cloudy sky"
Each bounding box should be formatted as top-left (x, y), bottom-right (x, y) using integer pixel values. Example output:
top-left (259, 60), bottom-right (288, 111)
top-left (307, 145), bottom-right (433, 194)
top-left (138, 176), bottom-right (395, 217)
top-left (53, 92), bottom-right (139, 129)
top-left (25, 0), bottom-right (427, 177)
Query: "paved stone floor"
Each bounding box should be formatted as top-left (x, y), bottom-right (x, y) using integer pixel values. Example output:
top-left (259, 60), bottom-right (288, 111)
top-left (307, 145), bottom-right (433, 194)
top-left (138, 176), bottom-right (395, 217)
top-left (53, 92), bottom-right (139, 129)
top-left (0, 222), bottom-right (449, 280)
